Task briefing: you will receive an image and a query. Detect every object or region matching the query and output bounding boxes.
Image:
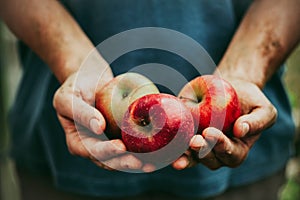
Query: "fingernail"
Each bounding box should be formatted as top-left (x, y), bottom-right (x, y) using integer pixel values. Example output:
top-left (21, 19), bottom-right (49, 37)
top-left (177, 158), bottom-right (189, 169)
top-left (90, 118), bottom-right (100, 133)
top-left (207, 127), bottom-right (220, 135)
top-left (143, 164), bottom-right (156, 173)
top-left (203, 127), bottom-right (221, 139)
top-left (241, 123), bottom-right (250, 137)
top-left (190, 135), bottom-right (203, 150)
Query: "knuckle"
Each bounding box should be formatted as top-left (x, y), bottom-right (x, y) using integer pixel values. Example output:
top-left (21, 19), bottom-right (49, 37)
top-left (225, 149), bottom-right (233, 156)
top-left (90, 145), bottom-right (98, 155)
top-left (83, 90), bottom-right (94, 103)
top-left (271, 106), bottom-right (278, 120)
top-left (90, 146), bottom-right (102, 160)
top-left (74, 104), bottom-right (93, 126)
top-left (112, 146), bottom-right (121, 155)
top-left (52, 89), bottom-right (61, 109)
top-left (120, 158), bottom-right (130, 169)
top-left (73, 111), bottom-right (83, 123)
top-left (267, 103), bottom-right (277, 117)
top-left (214, 148), bottom-right (231, 159)
top-left (66, 136), bottom-right (88, 158)
top-left (75, 107), bottom-right (90, 126)
top-left (53, 86), bottom-right (73, 113)
top-left (122, 154), bottom-right (137, 168)
top-left (252, 120), bottom-right (264, 133)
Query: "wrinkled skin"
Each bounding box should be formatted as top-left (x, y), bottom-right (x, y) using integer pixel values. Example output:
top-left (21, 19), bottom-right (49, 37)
top-left (172, 77), bottom-right (277, 170)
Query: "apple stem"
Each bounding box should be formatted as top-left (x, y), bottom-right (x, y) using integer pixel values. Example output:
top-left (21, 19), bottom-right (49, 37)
top-left (179, 96), bottom-right (199, 103)
top-left (122, 92), bottom-right (128, 98)
top-left (140, 119), bottom-right (149, 126)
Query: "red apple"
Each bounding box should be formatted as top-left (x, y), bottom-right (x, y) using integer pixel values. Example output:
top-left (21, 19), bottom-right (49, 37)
top-left (95, 73), bottom-right (159, 139)
top-left (178, 75), bottom-right (241, 135)
top-left (121, 93), bottom-right (194, 153)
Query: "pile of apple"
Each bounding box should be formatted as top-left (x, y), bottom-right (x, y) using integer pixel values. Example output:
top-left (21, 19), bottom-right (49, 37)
top-left (95, 73), bottom-right (240, 154)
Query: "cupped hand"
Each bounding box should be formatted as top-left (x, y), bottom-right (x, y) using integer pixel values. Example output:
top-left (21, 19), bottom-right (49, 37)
top-left (52, 69), bottom-right (151, 172)
top-left (172, 78), bottom-right (277, 170)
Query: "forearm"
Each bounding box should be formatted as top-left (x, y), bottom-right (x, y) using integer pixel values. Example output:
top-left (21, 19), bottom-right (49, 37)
top-left (218, 0), bottom-right (300, 89)
top-left (0, 0), bottom-right (111, 83)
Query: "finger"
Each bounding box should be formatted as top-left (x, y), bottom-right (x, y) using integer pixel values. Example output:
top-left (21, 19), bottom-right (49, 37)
top-left (73, 97), bottom-right (106, 134)
top-left (54, 90), bottom-right (105, 134)
top-left (59, 115), bottom-right (136, 172)
top-left (233, 104), bottom-right (277, 138)
top-left (101, 154), bottom-right (143, 171)
top-left (203, 127), bottom-right (248, 167)
top-left (190, 134), bottom-right (215, 159)
top-left (190, 134), bottom-right (207, 152)
top-left (181, 134), bottom-right (221, 169)
top-left (59, 116), bottom-right (123, 160)
top-left (199, 151), bottom-right (223, 170)
top-left (142, 164), bottom-right (156, 173)
top-left (172, 154), bottom-right (190, 170)
top-left (90, 139), bottom-right (127, 161)
top-left (175, 134), bottom-right (221, 170)
top-left (188, 135), bottom-right (215, 168)
top-left (57, 115), bottom-right (90, 158)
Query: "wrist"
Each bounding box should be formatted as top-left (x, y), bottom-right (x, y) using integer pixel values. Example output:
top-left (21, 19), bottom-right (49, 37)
top-left (216, 60), bottom-right (267, 89)
top-left (53, 48), bottom-right (113, 84)
top-left (216, 43), bottom-right (280, 89)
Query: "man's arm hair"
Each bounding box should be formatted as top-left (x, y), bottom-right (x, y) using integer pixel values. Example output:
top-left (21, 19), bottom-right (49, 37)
top-left (218, 0), bottom-right (300, 88)
top-left (0, 0), bottom-right (109, 83)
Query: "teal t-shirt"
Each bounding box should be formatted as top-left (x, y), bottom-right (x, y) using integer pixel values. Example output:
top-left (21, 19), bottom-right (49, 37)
top-left (9, 0), bottom-right (295, 198)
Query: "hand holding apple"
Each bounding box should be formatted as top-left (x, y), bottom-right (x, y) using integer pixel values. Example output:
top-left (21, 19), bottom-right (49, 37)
top-left (173, 77), bottom-right (277, 170)
top-left (53, 71), bottom-right (144, 172)
top-left (96, 74), bottom-right (194, 168)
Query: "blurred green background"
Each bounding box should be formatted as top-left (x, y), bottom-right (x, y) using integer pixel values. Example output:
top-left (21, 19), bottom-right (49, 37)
top-left (0, 22), bottom-right (299, 200)
top-left (0, 22), bottom-right (22, 200)
top-left (280, 45), bottom-right (300, 200)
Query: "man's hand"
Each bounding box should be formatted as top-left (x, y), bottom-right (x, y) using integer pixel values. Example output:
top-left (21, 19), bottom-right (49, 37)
top-left (172, 0), bottom-right (300, 170)
top-left (0, 0), bottom-right (156, 172)
top-left (53, 71), bottom-right (151, 172)
top-left (172, 78), bottom-right (277, 170)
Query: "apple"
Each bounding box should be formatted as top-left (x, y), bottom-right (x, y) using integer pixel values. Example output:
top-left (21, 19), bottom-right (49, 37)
top-left (95, 72), bottom-right (159, 139)
top-left (178, 75), bottom-right (241, 135)
top-left (121, 93), bottom-right (194, 153)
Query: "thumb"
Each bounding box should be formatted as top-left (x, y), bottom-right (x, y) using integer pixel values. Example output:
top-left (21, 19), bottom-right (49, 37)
top-left (73, 98), bottom-right (106, 134)
top-left (233, 106), bottom-right (277, 138)
top-left (54, 92), bottom-right (106, 134)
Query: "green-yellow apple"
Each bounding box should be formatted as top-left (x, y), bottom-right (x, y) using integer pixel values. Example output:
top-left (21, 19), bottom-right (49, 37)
top-left (95, 72), bottom-right (159, 139)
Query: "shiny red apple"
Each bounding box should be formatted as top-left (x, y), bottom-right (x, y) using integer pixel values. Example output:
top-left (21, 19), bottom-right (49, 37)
top-left (121, 93), bottom-right (194, 153)
top-left (95, 73), bottom-right (159, 139)
top-left (178, 75), bottom-right (241, 135)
